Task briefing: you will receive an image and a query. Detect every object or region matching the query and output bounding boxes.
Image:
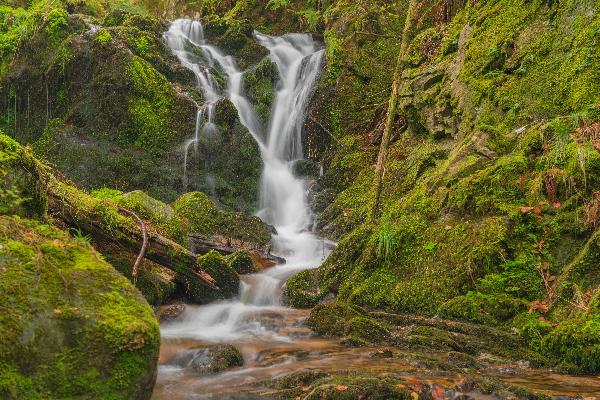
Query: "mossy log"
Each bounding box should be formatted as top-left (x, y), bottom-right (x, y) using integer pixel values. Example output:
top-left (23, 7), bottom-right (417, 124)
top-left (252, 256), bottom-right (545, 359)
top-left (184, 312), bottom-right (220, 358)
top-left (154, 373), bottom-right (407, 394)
top-left (46, 179), bottom-right (219, 303)
top-left (189, 234), bottom-right (285, 267)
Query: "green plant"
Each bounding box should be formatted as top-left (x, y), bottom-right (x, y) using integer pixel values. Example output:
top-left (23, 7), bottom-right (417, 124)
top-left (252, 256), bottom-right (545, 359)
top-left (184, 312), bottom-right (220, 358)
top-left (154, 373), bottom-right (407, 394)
top-left (375, 223), bottom-right (396, 264)
top-left (295, 8), bottom-right (320, 31)
top-left (266, 0), bottom-right (290, 11)
top-left (70, 227), bottom-right (92, 245)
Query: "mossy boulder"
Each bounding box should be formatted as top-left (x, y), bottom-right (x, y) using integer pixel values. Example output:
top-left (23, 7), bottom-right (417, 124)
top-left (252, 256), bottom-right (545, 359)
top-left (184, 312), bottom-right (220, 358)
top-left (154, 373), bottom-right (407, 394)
top-left (195, 250), bottom-right (240, 303)
top-left (0, 215), bottom-right (160, 399)
top-left (437, 292), bottom-right (529, 326)
top-left (306, 302), bottom-right (391, 345)
top-left (226, 251), bottom-right (257, 275)
top-left (284, 269), bottom-right (325, 308)
top-left (172, 192), bottom-right (272, 247)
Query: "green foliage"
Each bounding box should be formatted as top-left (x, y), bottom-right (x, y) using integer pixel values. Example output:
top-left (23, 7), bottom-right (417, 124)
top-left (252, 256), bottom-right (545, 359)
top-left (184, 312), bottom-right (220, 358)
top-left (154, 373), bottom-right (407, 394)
top-left (94, 28), bottom-right (112, 44)
top-left (295, 7), bottom-right (320, 31)
top-left (266, 0), bottom-right (290, 11)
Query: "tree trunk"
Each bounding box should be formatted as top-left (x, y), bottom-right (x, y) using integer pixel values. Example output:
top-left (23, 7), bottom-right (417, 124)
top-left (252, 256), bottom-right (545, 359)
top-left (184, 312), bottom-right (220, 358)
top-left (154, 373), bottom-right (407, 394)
top-left (371, 0), bottom-right (420, 220)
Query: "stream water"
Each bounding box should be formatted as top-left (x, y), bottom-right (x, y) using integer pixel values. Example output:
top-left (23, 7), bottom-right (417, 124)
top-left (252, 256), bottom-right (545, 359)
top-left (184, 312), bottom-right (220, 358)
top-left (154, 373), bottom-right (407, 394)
top-left (154, 20), bottom-right (600, 399)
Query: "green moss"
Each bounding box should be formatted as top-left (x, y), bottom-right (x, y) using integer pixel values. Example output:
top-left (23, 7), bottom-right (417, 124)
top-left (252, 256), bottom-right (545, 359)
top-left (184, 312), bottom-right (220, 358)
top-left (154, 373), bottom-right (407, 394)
top-left (196, 250), bottom-right (240, 302)
top-left (0, 215), bottom-right (159, 399)
top-left (344, 316), bottom-right (391, 345)
top-left (94, 28), bottom-right (112, 45)
top-left (126, 56), bottom-right (175, 155)
top-left (437, 292), bottom-right (529, 325)
top-left (226, 251), bottom-right (256, 275)
top-left (171, 191), bottom-right (272, 246)
top-left (284, 269), bottom-right (324, 308)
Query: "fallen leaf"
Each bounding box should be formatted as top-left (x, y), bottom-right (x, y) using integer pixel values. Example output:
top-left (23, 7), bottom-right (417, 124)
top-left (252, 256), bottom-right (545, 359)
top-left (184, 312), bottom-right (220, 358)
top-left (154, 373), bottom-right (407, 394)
top-left (432, 386), bottom-right (445, 400)
top-left (295, 397), bottom-right (301, 400)
top-left (396, 384), bottom-right (406, 389)
top-left (552, 201), bottom-right (561, 209)
top-left (335, 385), bottom-right (348, 392)
top-left (444, 225), bottom-right (452, 230)
top-left (520, 206), bottom-right (535, 214)
top-left (301, 386), bottom-right (311, 392)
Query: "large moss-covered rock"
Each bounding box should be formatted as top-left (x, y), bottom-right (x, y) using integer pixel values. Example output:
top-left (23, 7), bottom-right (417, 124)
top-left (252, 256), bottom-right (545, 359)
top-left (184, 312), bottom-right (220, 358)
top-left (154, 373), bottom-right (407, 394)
top-left (0, 215), bottom-right (160, 399)
top-left (172, 191), bottom-right (272, 247)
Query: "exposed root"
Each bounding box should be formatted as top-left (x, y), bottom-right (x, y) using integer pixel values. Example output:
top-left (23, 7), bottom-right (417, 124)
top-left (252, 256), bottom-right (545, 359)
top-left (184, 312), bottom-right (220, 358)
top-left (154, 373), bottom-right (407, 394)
top-left (118, 207), bottom-right (148, 285)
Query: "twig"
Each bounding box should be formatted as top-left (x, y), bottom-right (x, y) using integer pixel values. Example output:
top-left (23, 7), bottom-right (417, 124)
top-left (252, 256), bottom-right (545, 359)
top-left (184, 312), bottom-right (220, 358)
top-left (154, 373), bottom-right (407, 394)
top-left (309, 113), bottom-right (347, 149)
top-left (118, 207), bottom-right (148, 285)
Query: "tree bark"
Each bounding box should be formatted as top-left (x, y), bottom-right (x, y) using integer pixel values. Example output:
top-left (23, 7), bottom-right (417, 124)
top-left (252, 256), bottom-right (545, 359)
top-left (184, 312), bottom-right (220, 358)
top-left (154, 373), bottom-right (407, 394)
top-left (371, 0), bottom-right (420, 220)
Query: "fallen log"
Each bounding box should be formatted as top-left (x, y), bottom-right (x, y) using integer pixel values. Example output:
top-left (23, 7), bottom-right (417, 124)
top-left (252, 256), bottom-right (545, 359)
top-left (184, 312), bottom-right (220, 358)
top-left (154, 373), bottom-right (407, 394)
top-left (189, 234), bottom-right (286, 267)
top-left (46, 178), bottom-right (219, 302)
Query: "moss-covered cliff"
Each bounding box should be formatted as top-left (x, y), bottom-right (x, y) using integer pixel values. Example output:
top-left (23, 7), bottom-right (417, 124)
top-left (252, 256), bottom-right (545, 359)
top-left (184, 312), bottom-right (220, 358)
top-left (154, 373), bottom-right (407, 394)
top-left (293, 0), bottom-right (600, 374)
top-left (0, 0), bottom-right (266, 211)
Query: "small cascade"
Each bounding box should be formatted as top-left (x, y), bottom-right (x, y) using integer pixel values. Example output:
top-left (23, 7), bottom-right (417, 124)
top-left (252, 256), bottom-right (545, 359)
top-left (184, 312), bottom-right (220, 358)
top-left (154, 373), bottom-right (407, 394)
top-left (158, 19), bottom-right (332, 398)
top-left (163, 20), bottom-right (222, 190)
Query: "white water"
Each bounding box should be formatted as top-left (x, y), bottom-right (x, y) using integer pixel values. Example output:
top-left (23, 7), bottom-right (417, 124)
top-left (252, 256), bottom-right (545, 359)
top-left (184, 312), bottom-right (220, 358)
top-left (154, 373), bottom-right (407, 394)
top-left (162, 20), bottom-right (329, 344)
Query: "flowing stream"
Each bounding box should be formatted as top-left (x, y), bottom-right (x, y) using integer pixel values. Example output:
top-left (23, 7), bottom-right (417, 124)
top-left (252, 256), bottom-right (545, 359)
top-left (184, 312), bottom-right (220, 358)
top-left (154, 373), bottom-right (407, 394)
top-left (154, 20), bottom-right (600, 399)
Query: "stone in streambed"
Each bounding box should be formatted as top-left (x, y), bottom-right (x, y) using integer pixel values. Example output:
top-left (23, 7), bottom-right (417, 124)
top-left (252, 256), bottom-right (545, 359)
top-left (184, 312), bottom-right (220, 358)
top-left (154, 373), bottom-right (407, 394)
top-left (168, 345), bottom-right (243, 374)
top-left (155, 303), bottom-right (186, 322)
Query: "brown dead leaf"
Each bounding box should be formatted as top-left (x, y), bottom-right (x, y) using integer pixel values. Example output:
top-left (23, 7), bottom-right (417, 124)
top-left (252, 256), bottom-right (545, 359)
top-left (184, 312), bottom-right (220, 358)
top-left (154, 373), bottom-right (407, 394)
top-left (529, 301), bottom-right (549, 314)
top-left (520, 206), bottom-right (535, 214)
top-left (552, 202), bottom-right (561, 209)
top-left (432, 386), bottom-right (445, 400)
top-left (335, 385), bottom-right (348, 392)
top-left (301, 386), bottom-right (311, 393)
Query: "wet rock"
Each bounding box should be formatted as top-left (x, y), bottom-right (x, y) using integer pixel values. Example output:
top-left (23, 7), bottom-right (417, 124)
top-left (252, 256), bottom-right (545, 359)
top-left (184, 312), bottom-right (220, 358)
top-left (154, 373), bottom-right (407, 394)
top-left (291, 159), bottom-right (322, 179)
top-left (155, 303), bottom-right (186, 322)
top-left (284, 269), bottom-right (324, 308)
top-left (371, 348), bottom-right (394, 358)
top-left (227, 251), bottom-right (258, 275)
top-left (168, 345), bottom-right (244, 375)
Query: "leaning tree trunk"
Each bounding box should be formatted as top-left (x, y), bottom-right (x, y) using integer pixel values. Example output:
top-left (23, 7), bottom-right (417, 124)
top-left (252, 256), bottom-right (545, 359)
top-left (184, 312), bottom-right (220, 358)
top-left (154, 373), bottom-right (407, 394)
top-left (371, 0), bottom-right (421, 220)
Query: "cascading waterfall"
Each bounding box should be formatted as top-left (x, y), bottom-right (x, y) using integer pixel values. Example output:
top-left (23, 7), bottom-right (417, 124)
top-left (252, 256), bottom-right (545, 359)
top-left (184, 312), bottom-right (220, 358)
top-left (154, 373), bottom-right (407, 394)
top-left (164, 20), bottom-right (222, 191)
top-left (160, 17), bottom-right (330, 381)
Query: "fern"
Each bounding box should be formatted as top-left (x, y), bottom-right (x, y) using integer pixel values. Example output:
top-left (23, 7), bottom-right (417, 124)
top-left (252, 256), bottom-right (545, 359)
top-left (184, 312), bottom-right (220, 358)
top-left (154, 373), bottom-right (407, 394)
top-left (266, 0), bottom-right (290, 11)
top-left (295, 8), bottom-right (321, 31)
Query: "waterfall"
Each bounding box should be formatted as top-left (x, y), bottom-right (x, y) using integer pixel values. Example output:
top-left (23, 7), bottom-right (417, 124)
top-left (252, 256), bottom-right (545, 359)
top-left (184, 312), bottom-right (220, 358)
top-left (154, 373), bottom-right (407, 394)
top-left (162, 19), bottom-right (330, 342)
